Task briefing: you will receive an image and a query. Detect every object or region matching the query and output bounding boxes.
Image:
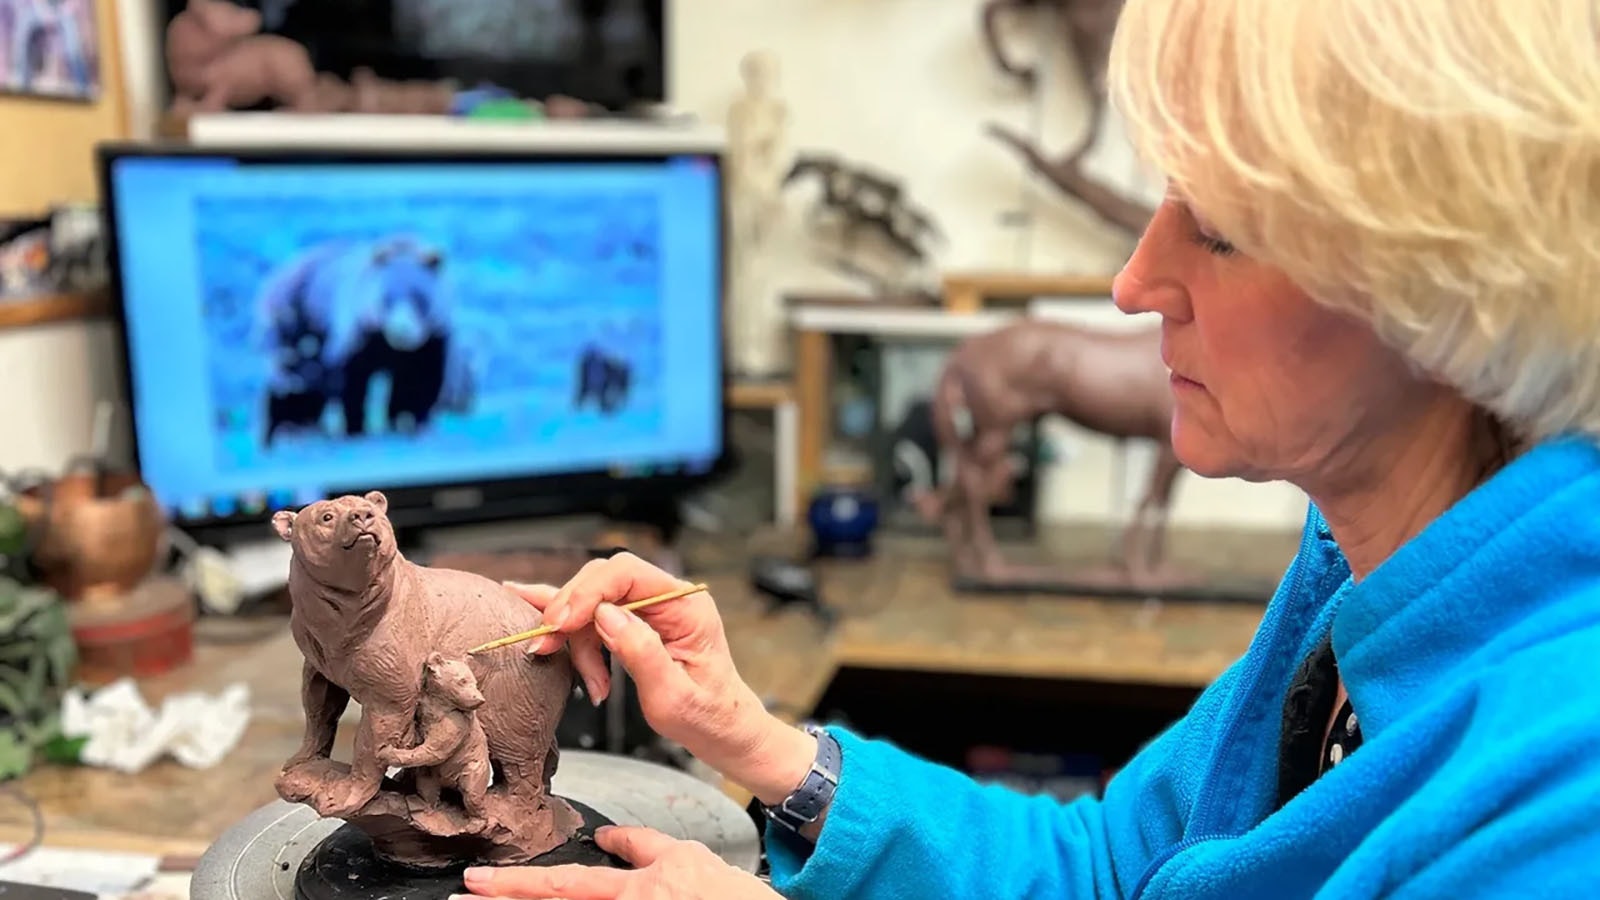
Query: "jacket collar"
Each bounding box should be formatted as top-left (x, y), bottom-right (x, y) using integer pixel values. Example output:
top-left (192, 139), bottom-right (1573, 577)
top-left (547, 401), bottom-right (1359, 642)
top-left (1324, 433), bottom-right (1600, 734)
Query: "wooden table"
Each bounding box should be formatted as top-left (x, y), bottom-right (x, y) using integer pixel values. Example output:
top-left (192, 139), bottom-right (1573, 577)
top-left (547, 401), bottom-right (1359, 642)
top-left (1, 524), bottom-right (1281, 851)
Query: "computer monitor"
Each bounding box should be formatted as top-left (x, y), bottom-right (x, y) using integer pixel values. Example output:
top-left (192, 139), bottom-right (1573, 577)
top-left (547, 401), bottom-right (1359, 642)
top-left (97, 142), bottom-right (728, 537)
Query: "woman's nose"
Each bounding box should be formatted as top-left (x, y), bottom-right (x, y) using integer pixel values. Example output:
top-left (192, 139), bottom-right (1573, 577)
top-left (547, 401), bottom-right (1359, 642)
top-left (1114, 213), bottom-right (1192, 321)
top-left (1114, 267), bottom-right (1191, 322)
top-left (1112, 265), bottom-right (1152, 315)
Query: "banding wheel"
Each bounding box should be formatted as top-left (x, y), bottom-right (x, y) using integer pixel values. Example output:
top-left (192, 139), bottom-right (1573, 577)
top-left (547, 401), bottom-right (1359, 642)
top-left (190, 751), bottom-right (762, 900)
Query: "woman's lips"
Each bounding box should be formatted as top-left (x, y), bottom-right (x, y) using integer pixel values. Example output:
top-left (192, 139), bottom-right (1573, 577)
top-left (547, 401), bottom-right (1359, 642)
top-left (1169, 372), bottom-right (1205, 391)
top-left (1161, 342), bottom-right (1205, 391)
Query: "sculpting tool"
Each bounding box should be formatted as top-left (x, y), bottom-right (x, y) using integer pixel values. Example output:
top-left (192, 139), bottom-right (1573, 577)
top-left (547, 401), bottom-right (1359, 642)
top-left (469, 582), bottom-right (709, 654)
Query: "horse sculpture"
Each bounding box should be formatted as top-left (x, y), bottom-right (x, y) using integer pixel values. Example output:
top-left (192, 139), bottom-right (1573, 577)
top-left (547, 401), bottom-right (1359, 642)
top-left (913, 319), bottom-right (1186, 588)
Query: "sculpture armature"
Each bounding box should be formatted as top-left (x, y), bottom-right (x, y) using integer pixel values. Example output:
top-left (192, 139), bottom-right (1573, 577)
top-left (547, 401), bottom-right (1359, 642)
top-left (913, 321), bottom-right (1187, 587)
top-left (271, 491), bottom-right (580, 868)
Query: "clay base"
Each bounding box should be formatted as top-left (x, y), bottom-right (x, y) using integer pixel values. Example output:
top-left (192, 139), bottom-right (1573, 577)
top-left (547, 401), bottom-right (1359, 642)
top-left (294, 799), bottom-right (625, 900)
top-left (952, 559), bottom-right (1275, 604)
top-left (277, 758), bottom-right (584, 868)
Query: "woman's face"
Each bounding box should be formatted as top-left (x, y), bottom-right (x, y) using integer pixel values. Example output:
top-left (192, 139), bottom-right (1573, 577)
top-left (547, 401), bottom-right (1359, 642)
top-left (1113, 197), bottom-right (1445, 486)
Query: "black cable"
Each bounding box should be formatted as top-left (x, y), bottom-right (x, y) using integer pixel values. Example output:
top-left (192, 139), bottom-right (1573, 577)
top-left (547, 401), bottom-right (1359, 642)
top-left (0, 781), bottom-right (45, 866)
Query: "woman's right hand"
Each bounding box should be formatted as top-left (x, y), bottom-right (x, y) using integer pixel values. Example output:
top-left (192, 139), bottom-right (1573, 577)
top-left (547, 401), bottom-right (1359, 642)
top-left (506, 553), bottom-right (815, 804)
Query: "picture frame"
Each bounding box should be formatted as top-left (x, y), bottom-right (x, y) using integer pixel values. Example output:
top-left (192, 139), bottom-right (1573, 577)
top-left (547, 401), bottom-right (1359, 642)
top-left (0, 0), bottom-right (103, 102)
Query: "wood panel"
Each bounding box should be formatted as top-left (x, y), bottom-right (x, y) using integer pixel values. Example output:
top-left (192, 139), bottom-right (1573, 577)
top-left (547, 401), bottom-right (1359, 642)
top-left (792, 328), bottom-right (831, 509)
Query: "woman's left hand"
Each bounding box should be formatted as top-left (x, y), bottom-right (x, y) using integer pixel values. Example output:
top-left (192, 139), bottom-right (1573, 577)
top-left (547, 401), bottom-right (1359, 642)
top-left (457, 825), bottom-right (778, 899)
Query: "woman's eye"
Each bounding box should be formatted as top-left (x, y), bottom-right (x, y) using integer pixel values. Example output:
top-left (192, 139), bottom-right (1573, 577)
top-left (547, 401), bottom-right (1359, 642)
top-left (1177, 201), bottom-right (1238, 257)
top-left (1194, 233), bottom-right (1238, 257)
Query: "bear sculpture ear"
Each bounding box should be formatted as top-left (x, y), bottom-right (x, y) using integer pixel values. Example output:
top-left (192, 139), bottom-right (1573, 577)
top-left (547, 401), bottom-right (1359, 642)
top-left (271, 510), bottom-right (296, 541)
top-left (363, 490), bottom-right (388, 514)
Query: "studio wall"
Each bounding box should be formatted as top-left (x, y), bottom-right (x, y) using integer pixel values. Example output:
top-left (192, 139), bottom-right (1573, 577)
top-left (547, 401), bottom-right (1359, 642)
top-left (6, 0), bottom-right (1307, 530)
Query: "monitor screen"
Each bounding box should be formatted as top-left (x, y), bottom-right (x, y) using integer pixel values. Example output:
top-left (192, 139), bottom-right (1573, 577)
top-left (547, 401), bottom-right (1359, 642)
top-left (102, 147), bottom-right (723, 528)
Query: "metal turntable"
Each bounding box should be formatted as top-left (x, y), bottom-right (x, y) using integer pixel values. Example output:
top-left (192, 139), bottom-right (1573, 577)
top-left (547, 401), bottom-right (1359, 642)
top-left (191, 750), bottom-right (761, 900)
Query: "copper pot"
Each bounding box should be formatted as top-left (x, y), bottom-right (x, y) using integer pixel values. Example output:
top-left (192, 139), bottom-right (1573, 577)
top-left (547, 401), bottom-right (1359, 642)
top-left (14, 468), bottom-right (166, 604)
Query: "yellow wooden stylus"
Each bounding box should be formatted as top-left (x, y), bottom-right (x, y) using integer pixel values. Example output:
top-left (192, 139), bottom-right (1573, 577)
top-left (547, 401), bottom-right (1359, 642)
top-left (468, 582), bottom-right (708, 654)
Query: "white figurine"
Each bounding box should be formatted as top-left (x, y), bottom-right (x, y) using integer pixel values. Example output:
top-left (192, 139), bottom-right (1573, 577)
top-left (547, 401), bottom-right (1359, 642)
top-left (725, 50), bottom-right (791, 378)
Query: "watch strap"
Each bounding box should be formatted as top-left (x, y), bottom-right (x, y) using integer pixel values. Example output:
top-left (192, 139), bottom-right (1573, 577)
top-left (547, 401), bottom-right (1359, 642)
top-left (763, 723), bottom-right (841, 833)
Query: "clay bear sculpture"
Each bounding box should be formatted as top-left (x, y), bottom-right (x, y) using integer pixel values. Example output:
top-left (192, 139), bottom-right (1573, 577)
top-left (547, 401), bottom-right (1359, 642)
top-left (377, 652), bottom-right (493, 826)
top-left (271, 490), bottom-right (581, 868)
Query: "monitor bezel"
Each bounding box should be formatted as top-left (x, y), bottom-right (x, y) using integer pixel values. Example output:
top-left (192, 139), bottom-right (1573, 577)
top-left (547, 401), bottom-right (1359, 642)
top-left (95, 139), bottom-right (733, 536)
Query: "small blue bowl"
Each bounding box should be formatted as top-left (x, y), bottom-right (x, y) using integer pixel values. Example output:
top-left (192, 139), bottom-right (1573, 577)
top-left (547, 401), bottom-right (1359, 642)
top-left (808, 484), bottom-right (879, 558)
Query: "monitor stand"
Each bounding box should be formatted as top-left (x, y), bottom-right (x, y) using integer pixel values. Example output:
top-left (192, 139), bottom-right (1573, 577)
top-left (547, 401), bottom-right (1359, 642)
top-left (407, 493), bottom-right (685, 559)
top-left (407, 513), bottom-right (610, 557)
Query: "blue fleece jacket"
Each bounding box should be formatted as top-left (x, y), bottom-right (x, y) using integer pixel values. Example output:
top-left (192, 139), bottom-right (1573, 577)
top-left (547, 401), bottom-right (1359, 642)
top-left (766, 434), bottom-right (1600, 898)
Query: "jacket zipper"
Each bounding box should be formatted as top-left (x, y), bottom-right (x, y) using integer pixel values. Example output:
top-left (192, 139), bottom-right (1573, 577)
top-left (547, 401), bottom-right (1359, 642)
top-left (1128, 834), bottom-right (1220, 899)
top-left (1126, 510), bottom-right (1322, 900)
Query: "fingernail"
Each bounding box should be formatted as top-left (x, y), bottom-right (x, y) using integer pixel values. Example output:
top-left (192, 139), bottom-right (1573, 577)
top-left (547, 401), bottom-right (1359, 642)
top-left (462, 866), bottom-right (489, 883)
top-left (501, 580), bottom-right (530, 589)
top-left (583, 675), bottom-right (602, 705)
top-left (522, 636), bottom-right (545, 656)
top-left (594, 825), bottom-right (614, 837)
top-left (594, 602), bottom-right (626, 639)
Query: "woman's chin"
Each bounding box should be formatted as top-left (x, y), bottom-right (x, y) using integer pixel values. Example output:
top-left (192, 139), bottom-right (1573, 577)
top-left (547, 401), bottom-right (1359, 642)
top-left (1171, 421), bottom-right (1240, 480)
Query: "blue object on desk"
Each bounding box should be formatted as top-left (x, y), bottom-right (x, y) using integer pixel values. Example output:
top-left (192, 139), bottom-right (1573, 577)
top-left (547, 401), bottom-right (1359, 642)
top-left (807, 484), bottom-right (879, 558)
top-left (450, 83), bottom-right (518, 115)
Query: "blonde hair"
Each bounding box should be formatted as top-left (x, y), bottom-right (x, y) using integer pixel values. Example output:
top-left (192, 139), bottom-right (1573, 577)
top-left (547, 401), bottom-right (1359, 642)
top-left (1106, 0), bottom-right (1600, 441)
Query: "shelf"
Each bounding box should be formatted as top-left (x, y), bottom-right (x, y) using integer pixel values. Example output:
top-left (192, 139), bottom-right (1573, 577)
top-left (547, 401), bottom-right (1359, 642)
top-left (0, 291), bottom-right (110, 330)
top-left (728, 379), bottom-right (794, 409)
top-left (161, 111), bottom-right (725, 153)
top-left (941, 271), bottom-right (1115, 312)
top-left (789, 301), bottom-right (1023, 338)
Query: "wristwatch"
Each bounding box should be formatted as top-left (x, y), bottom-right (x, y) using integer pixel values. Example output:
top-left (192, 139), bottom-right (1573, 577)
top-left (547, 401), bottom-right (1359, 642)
top-left (763, 722), bottom-right (841, 834)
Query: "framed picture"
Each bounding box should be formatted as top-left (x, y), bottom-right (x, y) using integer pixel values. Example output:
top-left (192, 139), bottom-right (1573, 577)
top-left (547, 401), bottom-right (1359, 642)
top-left (1, 0), bottom-right (102, 101)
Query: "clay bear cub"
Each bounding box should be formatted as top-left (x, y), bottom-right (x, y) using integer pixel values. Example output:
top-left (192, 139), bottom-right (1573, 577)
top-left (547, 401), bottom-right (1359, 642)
top-left (377, 652), bottom-right (492, 825)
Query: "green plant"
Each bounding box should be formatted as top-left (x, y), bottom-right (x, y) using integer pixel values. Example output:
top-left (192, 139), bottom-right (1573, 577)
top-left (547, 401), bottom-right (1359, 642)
top-left (0, 574), bottom-right (76, 780)
top-left (0, 499), bottom-right (26, 582)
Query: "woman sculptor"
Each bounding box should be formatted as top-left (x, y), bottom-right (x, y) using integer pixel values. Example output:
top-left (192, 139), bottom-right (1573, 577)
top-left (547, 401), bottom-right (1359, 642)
top-left (455, 0), bottom-right (1600, 896)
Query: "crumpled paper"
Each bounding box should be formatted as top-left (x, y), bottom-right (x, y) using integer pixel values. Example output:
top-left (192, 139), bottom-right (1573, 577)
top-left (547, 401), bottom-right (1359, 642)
top-left (59, 677), bottom-right (251, 773)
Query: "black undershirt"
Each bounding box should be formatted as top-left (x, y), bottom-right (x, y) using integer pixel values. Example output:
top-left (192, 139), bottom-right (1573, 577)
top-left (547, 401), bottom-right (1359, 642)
top-left (1275, 634), bottom-right (1364, 810)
